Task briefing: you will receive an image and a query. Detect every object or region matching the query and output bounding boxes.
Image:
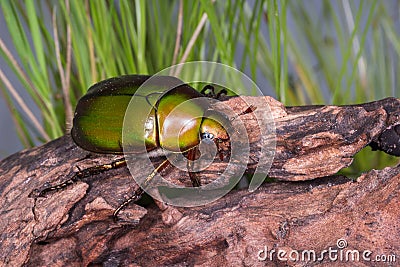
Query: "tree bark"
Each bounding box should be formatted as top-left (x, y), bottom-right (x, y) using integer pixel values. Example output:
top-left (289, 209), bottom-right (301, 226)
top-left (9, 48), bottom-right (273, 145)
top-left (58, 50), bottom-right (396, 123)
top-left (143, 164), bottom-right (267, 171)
top-left (0, 96), bottom-right (399, 266)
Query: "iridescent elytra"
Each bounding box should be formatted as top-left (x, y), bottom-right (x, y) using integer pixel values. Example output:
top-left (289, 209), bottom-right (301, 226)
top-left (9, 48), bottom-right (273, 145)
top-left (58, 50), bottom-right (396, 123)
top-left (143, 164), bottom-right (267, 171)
top-left (71, 75), bottom-right (229, 156)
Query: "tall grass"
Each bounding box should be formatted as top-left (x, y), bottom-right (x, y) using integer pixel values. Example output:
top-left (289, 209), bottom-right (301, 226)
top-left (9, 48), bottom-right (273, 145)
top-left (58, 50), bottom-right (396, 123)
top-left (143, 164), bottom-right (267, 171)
top-left (0, 0), bottom-right (399, 172)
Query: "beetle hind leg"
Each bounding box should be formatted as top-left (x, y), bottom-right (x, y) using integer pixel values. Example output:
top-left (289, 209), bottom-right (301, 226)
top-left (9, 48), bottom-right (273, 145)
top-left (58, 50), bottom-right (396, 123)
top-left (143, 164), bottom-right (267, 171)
top-left (28, 158), bottom-right (127, 198)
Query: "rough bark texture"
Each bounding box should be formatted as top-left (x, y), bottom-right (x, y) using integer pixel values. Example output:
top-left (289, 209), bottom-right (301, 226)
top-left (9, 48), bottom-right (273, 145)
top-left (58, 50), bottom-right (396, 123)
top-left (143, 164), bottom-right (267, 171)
top-left (0, 96), bottom-right (399, 266)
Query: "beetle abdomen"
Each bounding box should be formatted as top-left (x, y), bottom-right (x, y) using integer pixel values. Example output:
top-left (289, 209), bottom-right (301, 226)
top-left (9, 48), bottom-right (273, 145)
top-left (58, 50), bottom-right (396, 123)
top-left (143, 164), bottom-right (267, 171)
top-left (72, 95), bottom-right (129, 154)
top-left (72, 75), bottom-right (159, 154)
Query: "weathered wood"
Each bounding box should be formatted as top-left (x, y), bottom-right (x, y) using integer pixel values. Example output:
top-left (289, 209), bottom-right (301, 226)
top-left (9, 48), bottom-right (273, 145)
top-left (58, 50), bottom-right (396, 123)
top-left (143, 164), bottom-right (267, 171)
top-left (0, 96), bottom-right (398, 266)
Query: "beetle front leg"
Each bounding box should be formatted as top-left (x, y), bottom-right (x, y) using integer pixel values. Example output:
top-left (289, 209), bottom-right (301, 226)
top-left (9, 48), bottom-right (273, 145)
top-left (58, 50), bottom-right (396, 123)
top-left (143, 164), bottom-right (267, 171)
top-left (28, 157), bottom-right (127, 198)
top-left (186, 147), bottom-right (202, 187)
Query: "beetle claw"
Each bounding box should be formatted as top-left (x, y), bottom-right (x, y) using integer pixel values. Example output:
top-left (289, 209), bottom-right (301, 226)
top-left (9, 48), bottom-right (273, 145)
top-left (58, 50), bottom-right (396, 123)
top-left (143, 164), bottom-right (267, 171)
top-left (113, 187), bottom-right (144, 221)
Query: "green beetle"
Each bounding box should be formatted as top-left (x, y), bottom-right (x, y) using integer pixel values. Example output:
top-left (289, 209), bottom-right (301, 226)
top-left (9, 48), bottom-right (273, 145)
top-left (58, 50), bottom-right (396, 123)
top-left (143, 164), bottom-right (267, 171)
top-left (71, 75), bottom-right (230, 158)
top-left (31, 75), bottom-right (238, 217)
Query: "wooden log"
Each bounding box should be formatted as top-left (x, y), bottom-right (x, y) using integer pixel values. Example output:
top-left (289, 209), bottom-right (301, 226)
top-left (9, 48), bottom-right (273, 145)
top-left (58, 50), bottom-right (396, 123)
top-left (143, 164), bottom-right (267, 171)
top-left (0, 96), bottom-right (398, 266)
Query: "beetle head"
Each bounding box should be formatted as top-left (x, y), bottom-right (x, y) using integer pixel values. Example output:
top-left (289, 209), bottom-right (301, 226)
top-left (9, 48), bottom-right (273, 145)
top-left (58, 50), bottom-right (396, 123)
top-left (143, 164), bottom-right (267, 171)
top-left (200, 111), bottom-right (231, 160)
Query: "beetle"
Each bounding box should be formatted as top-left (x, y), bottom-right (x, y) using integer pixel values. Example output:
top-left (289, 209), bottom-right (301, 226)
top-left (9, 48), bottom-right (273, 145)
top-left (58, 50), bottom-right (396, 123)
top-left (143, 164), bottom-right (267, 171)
top-left (71, 75), bottom-right (229, 157)
top-left (33, 75), bottom-right (233, 217)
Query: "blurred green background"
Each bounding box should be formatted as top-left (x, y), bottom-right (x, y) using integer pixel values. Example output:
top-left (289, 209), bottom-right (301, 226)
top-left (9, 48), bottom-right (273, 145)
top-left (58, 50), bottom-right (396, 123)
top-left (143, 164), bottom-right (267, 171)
top-left (0, 0), bottom-right (399, 176)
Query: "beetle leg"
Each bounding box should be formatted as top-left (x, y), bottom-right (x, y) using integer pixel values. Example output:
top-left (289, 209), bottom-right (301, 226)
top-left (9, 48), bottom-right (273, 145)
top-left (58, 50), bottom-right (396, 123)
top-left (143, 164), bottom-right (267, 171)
top-left (112, 187), bottom-right (144, 219)
top-left (215, 140), bottom-right (224, 161)
top-left (113, 158), bottom-right (172, 219)
top-left (186, 147), bottom-right (202, 187)
top-left (200, 85), bottom-right (216, 98)
top-left (29, 158), bottom-right (127, 198)
top-left (201, 85), bottom-right (228, 100)
top-left (216, 89), bottom-right (228, 99)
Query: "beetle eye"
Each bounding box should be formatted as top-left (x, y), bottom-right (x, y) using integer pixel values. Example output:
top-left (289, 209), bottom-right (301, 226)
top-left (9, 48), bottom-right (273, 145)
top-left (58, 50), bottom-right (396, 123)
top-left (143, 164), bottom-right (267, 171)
top-left (201, 132), bottom-right (214, 140)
